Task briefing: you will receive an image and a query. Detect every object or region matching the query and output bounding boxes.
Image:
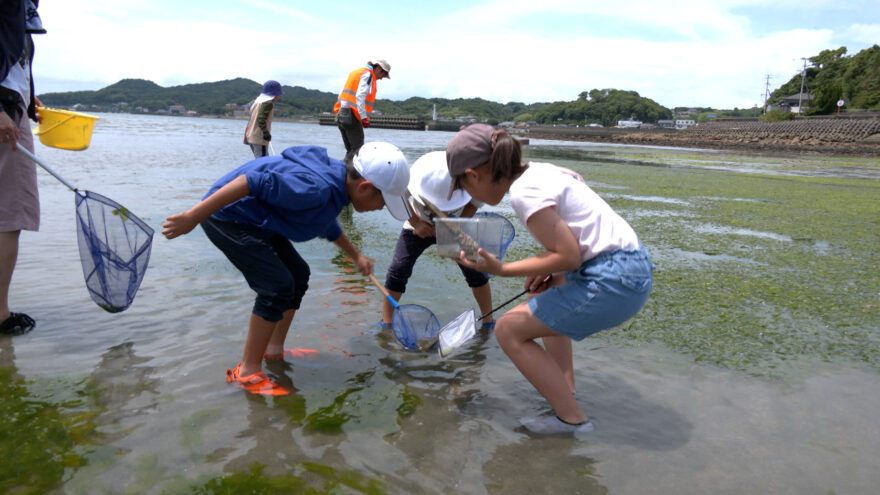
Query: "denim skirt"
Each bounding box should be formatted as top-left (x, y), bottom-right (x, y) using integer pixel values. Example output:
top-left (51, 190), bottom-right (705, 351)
top-left (528, 245), bottom-right (653, 340)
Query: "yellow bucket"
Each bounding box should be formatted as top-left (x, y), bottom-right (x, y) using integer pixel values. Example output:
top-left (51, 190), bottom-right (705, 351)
top-left (32, 107), bottom-right (100, 151)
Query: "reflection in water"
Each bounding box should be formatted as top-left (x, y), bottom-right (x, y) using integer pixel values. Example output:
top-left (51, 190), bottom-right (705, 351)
top-left (0, 339), bottom-right (163, 493)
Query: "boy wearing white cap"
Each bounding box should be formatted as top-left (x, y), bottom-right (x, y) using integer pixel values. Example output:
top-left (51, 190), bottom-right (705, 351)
top-left (379, 151), bottom-right (495, 329)
top-left (163, 142), bottom-right (410, 395)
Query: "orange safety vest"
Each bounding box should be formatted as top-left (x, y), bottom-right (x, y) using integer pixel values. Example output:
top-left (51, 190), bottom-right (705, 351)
top-left (333, 66), bottom-right (377, 121)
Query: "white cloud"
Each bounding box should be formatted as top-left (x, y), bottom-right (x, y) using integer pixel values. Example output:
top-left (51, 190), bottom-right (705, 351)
top-left (29, 1), bottom-right (876, 109)
top-left (843, 24), bottom-right (880, 45)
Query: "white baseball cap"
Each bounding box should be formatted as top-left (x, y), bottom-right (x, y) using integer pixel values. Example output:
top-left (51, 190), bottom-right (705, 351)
top-left (353, 142), bottom-right (412, 220)
top-left (408, 151), bottom-right (471, 212)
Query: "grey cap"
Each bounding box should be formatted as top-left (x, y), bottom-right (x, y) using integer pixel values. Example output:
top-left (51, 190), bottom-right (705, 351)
top-left (445, 124), bottom-right (494, 199)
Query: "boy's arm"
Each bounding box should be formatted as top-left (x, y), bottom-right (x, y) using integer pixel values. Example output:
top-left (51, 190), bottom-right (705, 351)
top-left (162, 175), bottom-right (250, 239)
top-left (333, 232), bottom-right (374, 276)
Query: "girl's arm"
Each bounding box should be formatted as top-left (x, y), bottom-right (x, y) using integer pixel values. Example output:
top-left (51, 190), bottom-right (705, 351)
top-left (162, 175), bottom-right (250, 239)
top-left (334, 232), bottom-right (374, 276)
top-left (460, 206), bottom-right (582, 278)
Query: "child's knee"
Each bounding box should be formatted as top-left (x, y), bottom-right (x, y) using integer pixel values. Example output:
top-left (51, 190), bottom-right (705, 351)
top-left (493, 318), bottom-right (513, 344)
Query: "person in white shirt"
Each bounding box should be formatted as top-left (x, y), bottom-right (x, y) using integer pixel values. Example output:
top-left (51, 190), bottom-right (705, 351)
top-left (446, 124), bottom-right (654, 435)
top-left (379, 151), bottom-right (495, 330)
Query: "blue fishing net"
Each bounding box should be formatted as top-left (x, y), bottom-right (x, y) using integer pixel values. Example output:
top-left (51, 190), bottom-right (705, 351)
top-left (392, 303), bottom-right (441, 351)
top-left (474, 212), bottom-right (515, 260)
top-left (74, 190), bottom-right (154, 313)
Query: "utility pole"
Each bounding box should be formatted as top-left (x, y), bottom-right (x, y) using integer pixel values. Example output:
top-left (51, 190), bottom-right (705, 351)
top-left (797, 57), bottom-right (809, 115)
top-left (763, 74), bottom-right (772, 114)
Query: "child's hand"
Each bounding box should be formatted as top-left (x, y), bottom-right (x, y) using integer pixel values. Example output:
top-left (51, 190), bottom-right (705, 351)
top-left (525, 274), bottom-right (553, 294)
top-left (353, 254), bottom-right (374, 276)
top-left (162, 211), bottom-right (199, 239)
top-left (411, 217), bottom-right (435, 238)
top-left (458, 248), bottom-right (503, 275)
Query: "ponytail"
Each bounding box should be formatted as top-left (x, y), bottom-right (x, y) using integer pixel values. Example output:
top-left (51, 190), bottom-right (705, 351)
top-left (488, 129), bottom-right (525, 183)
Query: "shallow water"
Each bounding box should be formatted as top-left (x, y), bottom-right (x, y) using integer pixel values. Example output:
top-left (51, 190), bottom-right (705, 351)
top-left (3, 114), bottom-right (879, 494)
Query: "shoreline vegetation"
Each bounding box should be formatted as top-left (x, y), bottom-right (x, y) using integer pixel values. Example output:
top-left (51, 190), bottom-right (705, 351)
top-left (200, 113), bottom-right (880, 158)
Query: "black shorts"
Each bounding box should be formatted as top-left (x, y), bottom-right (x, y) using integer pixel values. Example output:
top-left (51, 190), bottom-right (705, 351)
top-left (385, 228), bottom-right (489, 293)
top-left (201, 217), bottom-right (310, 322)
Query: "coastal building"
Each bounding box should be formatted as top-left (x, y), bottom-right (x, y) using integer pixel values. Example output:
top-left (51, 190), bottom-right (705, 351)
top-left (675, 119), bottom-right (696, 129)
top-left (776, 93), bottom-right (813, 114)
top-left (617, 119), bottom-right (642, 128)
top-left (658, 120), bottom-right (675, 129)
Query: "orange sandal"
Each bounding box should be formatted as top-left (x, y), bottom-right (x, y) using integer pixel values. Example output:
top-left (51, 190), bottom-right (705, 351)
top-left (225, 363), bottom-right (290, 396)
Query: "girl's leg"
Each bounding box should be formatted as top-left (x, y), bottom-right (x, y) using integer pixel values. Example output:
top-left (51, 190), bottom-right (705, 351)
top-left (494, 303), bottom-right (588, 424)
top-left (543, 335), bottom-right (575, 394)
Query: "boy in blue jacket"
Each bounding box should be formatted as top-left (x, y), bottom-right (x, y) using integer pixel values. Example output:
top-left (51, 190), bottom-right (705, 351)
top-left (163, 142), bottom-right (411, 395)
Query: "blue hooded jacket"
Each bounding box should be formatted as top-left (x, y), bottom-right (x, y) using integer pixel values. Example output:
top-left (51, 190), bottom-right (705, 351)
top-left (207, 145), bottom-right (349, 242)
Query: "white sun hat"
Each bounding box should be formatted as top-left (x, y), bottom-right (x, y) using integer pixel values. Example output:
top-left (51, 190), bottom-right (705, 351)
top-left (408, 151), bottom-right (472, 212)
top-left (353, 142), bottom-right (412, 220)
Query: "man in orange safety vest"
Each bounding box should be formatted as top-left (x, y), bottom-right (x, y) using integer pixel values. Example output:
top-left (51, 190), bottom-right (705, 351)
top-left (333, 59), bottom-right (390, 161)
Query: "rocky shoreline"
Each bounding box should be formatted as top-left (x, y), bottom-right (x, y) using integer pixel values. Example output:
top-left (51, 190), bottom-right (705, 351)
top-left (514, 118), bottom-right (880, 158)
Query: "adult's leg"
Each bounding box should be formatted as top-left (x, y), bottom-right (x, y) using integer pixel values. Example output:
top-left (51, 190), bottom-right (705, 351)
top-left (339, 121), bottom-right (364, 162)
top-left (0, 107), bottom-right (38, 325)
top-left (0, 230), bottom-right (20, 321)
top-left (494, 303), bottom-right (588, 424)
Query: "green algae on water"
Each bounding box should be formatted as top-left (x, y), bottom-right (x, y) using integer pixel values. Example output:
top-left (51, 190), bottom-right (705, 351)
top-left (523, 146), bottom-right (880, 379)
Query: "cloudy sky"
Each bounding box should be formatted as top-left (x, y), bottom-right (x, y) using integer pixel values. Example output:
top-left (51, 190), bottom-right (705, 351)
top-left (31, 0), bottom-right (880, 110)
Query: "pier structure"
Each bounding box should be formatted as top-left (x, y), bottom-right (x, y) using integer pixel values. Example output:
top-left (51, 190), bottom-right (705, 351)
top-left (318, 113), bottom-right (424, 130)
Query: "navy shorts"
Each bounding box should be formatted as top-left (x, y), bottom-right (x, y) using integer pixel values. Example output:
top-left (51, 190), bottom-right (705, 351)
top-left (528, 246), bottom-right (654, 340)
top-left (385, 228), bottom-right (489, 293)
top-left (201, 217), bottom-right (310, 322)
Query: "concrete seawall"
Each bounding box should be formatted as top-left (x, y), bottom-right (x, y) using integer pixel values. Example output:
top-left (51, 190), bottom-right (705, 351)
top-left (514, 119), bottom-right (880, 157)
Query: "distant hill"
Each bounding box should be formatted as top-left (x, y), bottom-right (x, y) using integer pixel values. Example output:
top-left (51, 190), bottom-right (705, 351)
top-left (768, 45), bottom-right (880, 113)
top-left (39, 77), bottom-right (337, 117)
top-left (39, 77), bottom-right (679, 126)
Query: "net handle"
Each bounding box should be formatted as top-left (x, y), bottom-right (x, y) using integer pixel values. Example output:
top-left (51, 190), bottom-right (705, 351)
top-left (478, 274), bottom-right (552, 321)
top-left (368, 274), bottom-right (399, 309)
top-left (16, 142), bottom-right (77, 191)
